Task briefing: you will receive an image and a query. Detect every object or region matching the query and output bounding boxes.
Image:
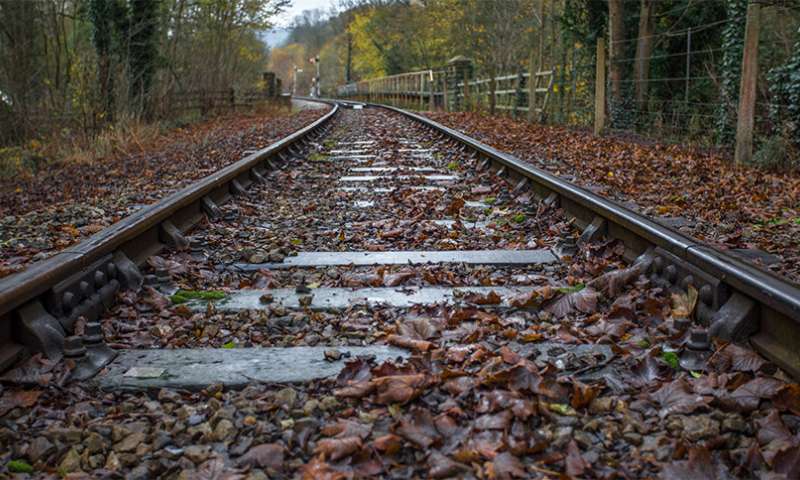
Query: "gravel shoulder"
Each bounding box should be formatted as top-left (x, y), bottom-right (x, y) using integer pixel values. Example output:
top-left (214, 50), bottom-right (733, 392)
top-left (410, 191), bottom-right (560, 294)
top-left (0, 105), bottom-right (330, 278)
top-left (425, 112), bottom-right (800, 285)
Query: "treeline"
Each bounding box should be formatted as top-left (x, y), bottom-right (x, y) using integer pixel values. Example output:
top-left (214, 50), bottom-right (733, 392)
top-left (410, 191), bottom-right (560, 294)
top-left (0, 0), bottom-right (288, 144)
top-left (277, 0), bottom-right (800, 164)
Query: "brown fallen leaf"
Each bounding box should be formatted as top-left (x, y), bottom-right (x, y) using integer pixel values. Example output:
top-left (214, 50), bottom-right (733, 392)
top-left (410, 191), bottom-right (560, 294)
top-left (383, 270), bottom-right (415, 287)
top-left (671, 285), bottom-right (698, 319)
top-left (429, 451), bottom-right (471, 478)
top-left (565, 440), bottom-right (589, 477)
top-left (396, 408), bottom-right (440, 448)
top-left (773, 383), bottom-right (800, 415)
top-left (587, 261), bottom-right (647, 297)
top-left (507, 290), bottom-right (540, 308)
top-left (300, 457), bottom-right (349, 480)
top-left (487, 451), bottom-right (526, 480)
top-left (659, 446), bottom-right (732, 480)
top-left (0, 389), bottom-right (42, 416)
top-left (709, 343), bottom-right (770, 373)
top-left (386, 334), bottom-right (433, 352)
top-left (445, 197), bottom-right (465, 216)
top-left (650, 378), bottom-right (710, 418)
top-left (464, 290), bottom-right (502, 305)
top-left (372, 434), bottom-right (403, 454)
top-left (341, 272), bottom-right (383, 287)
top-left (373, 374), bottom-right (431, 404)
top-left (320, 419), bottom-right (372, 440)
top-left (314, 436), bottom-right (362, 461)
top-left (719, 376), bottom-right (783, 412)
top-left (238, 443), bottom-right (284, 470)
top-left (544, 286), bottom-right (598, 317)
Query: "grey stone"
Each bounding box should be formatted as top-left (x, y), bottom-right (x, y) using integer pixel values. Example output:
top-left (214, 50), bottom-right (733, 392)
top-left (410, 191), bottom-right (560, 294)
top-left (94, 346), bottom-right (408, 391)
top-left (235, 249), bottom-right (556, 270)
top-left (657, 216), bottom-right (696, 229)
top-left (730, 248), bottom-right (782, 266)
top-left (184, 445), bottom-right (211, 464)
top-left (85, 432), bottom-right (108, 454)
top-left (27, 436), bottom-right (55, 463)
top-left (319, 396), bottom-right (339, 411)
top-left (680, 415), bottom-right (720, 441)
top-left (722, 414), bottom-right (748, 433)
top-left (623, 432), bottom-right (643, 446)
top-left (192, 286), bottom-right (544, 311)
top-left (275, 388), bottom-right (297, 409)
top-left (114, 432), bottom-right (146, 453)
top-left (59, 447), bottom-right (82, 473)
top-left (213, 419), bottom-right (236, 441)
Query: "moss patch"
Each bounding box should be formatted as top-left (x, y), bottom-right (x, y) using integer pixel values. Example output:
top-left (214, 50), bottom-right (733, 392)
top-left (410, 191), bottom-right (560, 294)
top-left (170, 290), bottom-right (226, 304)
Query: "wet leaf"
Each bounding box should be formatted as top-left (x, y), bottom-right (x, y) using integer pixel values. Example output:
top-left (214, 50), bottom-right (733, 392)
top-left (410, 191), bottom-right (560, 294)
top-left (544, 286), bottom-right (599, 317)
top-left (650, 378), bottom-right (709, 417)
top-left (313, 437), bottom-right (362, 461)
top-left (238, 443), bottom-right (284, 470)
top-left (487, 452), bottom-right (526, 480)
top-left (396, 408), bottom-right (440, 448)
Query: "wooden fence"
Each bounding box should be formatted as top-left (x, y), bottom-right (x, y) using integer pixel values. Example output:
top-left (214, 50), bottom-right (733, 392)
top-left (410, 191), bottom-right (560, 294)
top-left (337, 3), bottom-right (775, 166)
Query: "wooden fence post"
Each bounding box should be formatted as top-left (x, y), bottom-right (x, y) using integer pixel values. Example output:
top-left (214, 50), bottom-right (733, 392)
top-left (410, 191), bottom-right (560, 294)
top-left (463, 71), bottom-right (470, 111)
top-left (594, 36), bottom-right (606, 136)
top-left (734, 1), bottom-right (761, 166)
top-left (429, 71), bottom-right (435, 111)
top-left (419, 74), bottom-right (424, 110)
top-left (527, 50), bottom-right (538, 121)
top-left (489, 75), bottom-right (497, 115)
top-left (443, 74), bottom-right (449, 112)
top-left (514, 71), bottom-right (525, 118)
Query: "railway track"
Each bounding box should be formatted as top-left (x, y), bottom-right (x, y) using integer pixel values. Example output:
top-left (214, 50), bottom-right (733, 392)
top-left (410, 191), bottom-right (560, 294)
top-left (1, 99), bottom-right (800, 477)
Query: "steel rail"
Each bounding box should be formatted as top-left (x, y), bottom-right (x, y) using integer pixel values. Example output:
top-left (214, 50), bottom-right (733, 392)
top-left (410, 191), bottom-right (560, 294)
top-left (322, 98), bottom-right (800, 376)
top-left (0, 100), bottom-right (337, 368)
top-left (390, 106), bottom-right (800, 318)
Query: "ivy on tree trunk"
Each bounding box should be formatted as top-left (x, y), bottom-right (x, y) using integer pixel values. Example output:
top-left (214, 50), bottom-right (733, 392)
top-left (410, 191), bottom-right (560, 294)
top-left (129, 0), bottom-right (159, 119)
top-left (767, 27), bottom-right (800, 145)
top-left (715, 0), bottom-right (747, 145)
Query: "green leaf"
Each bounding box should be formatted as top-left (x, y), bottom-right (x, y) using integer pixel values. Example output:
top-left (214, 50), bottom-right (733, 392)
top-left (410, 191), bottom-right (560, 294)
top-left (447, 161), bottom-right (459, 171)
top-left (8, 460), bottom-right (34, 473)
top-left (512, 213), bottom-right (525, 223)
top-left (690, 370), bottom-right (702, 378)
top-left (222, 341), bottom-right (235, 349)
top-left (290, 238), bottom-right (302, 245)
top-left (484, 196), bottom-right (496, 205)
top-left (170, 290), bottom-right (226, 304)
top-left (661, 351), bottom-right (680, 370)
top-left (556, 283), bottom-right (585, 294)
top-left (547, 403), bottom-right (577, 416)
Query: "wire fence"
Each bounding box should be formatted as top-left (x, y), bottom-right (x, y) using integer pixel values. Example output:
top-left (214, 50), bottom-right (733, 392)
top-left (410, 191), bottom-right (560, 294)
top-left (336, 7), bottom-right (799, 159)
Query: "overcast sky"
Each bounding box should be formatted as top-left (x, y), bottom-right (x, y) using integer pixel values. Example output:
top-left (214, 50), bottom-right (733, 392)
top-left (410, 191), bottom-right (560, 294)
top-left (276, 0), bottom-right (337, 27)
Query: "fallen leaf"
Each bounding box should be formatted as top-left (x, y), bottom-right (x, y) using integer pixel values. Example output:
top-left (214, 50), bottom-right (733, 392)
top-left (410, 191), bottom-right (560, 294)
top-left (314, 437), bottom-right (362, 461)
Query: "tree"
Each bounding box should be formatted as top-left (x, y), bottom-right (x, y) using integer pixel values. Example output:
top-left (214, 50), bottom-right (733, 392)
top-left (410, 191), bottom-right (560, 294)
top-left (129, 0), bottom-right (159, 118)
top-left (633, 0), bottom-right (654, 106)
top-left (607, 0), bottom-right (624, 106)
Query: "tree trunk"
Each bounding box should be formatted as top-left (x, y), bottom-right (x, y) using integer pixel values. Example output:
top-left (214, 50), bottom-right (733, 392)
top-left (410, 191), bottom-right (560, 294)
top-left (633, 0), bottom-right (654, 107)
top-left (346, 33), bottom-right (352, 83)
top-left (608, 0), bottom-right (624, 104)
